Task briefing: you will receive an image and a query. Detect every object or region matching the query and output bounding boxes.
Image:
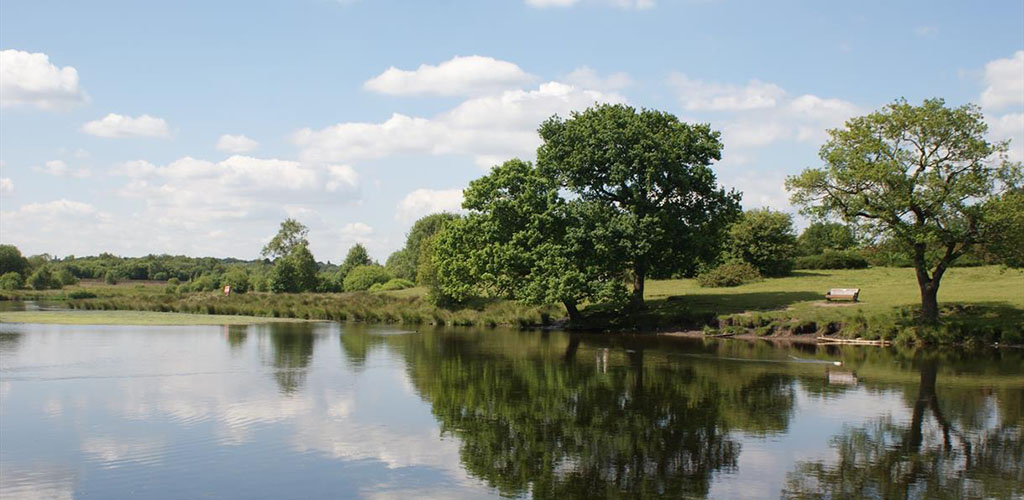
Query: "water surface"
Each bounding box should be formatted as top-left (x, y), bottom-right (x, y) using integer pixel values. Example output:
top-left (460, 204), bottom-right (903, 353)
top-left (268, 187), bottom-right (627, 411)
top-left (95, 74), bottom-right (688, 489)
top-left (1, 321), bottom-right (1021, 499)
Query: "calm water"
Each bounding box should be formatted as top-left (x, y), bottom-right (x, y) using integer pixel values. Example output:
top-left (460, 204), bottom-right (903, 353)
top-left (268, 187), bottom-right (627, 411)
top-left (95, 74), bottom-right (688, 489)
top-left (0, 321), bottom-right (1021, 499)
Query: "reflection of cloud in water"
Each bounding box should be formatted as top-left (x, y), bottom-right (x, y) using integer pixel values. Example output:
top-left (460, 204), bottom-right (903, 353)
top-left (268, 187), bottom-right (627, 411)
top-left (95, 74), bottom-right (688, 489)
top-left (81, 436), bottom-right (166, 468)
top-left (0, 463), bottom-right (76, 500)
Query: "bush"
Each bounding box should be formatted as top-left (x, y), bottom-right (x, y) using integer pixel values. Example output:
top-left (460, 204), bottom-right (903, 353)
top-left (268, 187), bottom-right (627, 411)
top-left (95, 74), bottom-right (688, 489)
top-left (104, 270), bottom-right (119, 285)
top-left (696, 261), bottom-right (761, 287)
top-left (27, 266), bottom-right (60, 290)
top-left (794, 250), bottom-right (869, 270)
top-left (343, 265), bottom-right (392, 292)
top-left (727, 209), bottom-right (797, 277)
top-left (0, 272), bottom-right (24, 290)
top-left (67, 290), bottom-right (97, 299)
top-left (376, 278), bottom-right (414, 291)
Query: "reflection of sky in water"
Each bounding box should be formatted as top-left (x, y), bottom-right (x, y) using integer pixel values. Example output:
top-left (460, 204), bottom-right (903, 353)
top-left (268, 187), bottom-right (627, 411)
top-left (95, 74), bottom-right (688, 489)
top-left (0, 323), bottom-right (487, 499)
top-left (0, 322), bottom-right (1019, 499)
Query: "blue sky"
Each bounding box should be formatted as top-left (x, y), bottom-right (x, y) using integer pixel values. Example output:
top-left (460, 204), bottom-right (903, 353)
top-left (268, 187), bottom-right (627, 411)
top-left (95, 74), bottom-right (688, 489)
top-left (1, 0), bottom-right (1022, 262)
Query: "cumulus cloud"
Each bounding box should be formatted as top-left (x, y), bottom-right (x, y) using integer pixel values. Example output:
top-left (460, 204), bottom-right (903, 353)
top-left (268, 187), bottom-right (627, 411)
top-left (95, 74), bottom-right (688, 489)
top-left (364, 55), bottom-right (534, 96)
top-left (82, 113), bottom-right (171, 138)
top-left (988, 112), bottom-right (1024, 162)
top-left (216, 134), bottom-right (259, 153)
top-left (395, 189), bottom-right (464, 223)
top-left (668, 73), bottom-right (786, 111)
top-left (295, 81), bottom-right (625, 168)
top-left (980, 50), bottom-right (1024, 110)
top-left (0, 178), bottom-right (12, 193)
top-left (668, 73), bottom-right (860, 148)
top-left (563, 66), bottom-right (633, 91)
top-left (0, 49), bottom-right (86, 110)
top-left (0, 199), bottom-right (116, 255)
top-left (33, 159), bottom-right (91, 178)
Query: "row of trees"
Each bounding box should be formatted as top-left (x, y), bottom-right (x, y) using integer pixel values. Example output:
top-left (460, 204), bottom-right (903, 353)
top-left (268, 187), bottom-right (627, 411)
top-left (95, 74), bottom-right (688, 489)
top-left (418, 100), bottom-right (1021, 324)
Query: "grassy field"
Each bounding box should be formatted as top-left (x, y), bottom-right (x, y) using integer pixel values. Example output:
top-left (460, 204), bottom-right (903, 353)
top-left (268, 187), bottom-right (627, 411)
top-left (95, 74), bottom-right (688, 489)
top-left (2, 266), bottom-right (1021, 342)
top-left (0, 310), bottom-right (308, 325)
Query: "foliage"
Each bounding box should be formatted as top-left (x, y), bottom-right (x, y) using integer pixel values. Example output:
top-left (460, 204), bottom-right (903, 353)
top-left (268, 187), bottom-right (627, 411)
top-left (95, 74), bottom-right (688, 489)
top-left (261, 218), bottom-right (310, 260)
top-left (338, 243), bottom-right (374, 281)
top-left (54, 267), bottom-right (79, 286)
top-left (537, 103), bottom-right (742, 308)
top-left (696, 261), bottom-right (762, 287)
top-left (0, 245), bottom-right (30, 277)
top-left (270, 244), bottom-right (318, 293)
top-left (222, 267), bottom-right (251, 293)
top-left (385, 213), bottom-right (460, 282)
top-left (104, 270), bottom-right (119, 285)
top-left (787, 98), bottom-right (1022, 322)
top-left (370, 278), bottom-right (414, 292)
top-left (342, 264), bottom-right (391, 292)
top-left (979, 188), bottom-right (1024, 268)
top-left (794, 250), bottom-right (869, 270)
top-left (796, 221), bottom-right (857, 256)
top-left (0, 272), bottom-right (24, 290)
top-left (433, 159), bottom-right (627, 319)
top-left (27, 266), bottom-right (60, 290)
top-left (727, 208), bottom-right (797, 277)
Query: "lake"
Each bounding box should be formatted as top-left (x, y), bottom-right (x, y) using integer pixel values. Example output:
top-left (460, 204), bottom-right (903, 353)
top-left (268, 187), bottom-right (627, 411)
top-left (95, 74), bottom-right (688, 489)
top-left (1, 320), bottom-right (1021, 499)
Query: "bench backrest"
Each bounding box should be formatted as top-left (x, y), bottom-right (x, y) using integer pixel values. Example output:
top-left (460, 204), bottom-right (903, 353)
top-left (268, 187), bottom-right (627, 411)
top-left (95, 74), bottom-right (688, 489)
top-left (828, 288), bottom-right (859, 296)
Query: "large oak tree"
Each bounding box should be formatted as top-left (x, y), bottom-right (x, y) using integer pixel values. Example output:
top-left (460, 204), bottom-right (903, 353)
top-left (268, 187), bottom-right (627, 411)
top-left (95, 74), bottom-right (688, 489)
top-left (537, 104), bottom-right (741, 309)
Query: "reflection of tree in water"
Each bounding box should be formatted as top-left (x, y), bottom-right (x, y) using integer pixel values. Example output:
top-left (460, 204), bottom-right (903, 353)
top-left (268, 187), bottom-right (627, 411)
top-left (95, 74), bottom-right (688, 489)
top-left (225, 325), bottom-right (248, 350)
top-left (386, 330), bottom-right (798, 499)
top-left (783, 358), bottom-right (1024, 500)
top-left (338, 326), bottom-right (388, 372)
top-left (0, 331), bottom-right (21, 354)
top-left (265, 324), bottom-right (317, 394)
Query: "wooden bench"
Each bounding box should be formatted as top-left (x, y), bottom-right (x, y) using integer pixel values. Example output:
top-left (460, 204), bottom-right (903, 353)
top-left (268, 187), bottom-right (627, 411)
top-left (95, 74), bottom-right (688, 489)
top-left (825, 288), bottom-right (859, 302)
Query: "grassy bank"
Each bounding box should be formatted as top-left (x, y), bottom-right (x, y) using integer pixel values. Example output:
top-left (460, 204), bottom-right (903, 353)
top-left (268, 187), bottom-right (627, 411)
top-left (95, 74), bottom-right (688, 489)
top-left (0, 310), bottom-right (307, 325)
top-left (4, 267), bottom-right (1022, 343)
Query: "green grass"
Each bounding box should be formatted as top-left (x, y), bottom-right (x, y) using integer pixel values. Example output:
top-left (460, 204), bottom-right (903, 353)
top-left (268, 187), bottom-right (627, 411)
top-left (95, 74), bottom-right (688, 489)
top-left (634, 266), bottom-right (1024, 344)
top-left (0, 310), bottom-right (307, 325)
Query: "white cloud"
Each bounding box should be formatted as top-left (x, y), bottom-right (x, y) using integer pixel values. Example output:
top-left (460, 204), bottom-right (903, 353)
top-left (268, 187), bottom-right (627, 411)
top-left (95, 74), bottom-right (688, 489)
top-left (980, 50), bottom-right (1024, 110)
top-left (33, 159), bottom-right (91, 178)
top-left (988, 112), bottom-right (1024, 162)
top-left (914, 26), bottom-right (938, 37)
top-left (563, 66), bottom-right (633, 91)
top-left (216, 134), bottom-right (259, 153)
top-left (295, 81), bottom-right (625, 168)
top-left (0, 49), bottom-right (86, 110)
top-left (668, 74), bottom-right (860, 148)
top-left (0, 199), bottom-right (116, 255)
top-left (526, 0), bottom-right (654, 8)
top-left (0, 178), bottom-right (12, 193)
top-left (395, 189), bottom-right (464, 223)
top-left (364, 55), bottom-right (534, 96)
top-left (81, 113), bottom-right (171, 138)
top-left (339, 222), bottom-right (375, 245)
top-left (668, 73), bottom-right (786, 111)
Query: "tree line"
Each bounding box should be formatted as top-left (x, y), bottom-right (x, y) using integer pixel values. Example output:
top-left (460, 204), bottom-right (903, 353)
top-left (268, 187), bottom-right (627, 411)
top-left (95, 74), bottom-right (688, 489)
top-left (3, 99), bottom-right (1021, 325)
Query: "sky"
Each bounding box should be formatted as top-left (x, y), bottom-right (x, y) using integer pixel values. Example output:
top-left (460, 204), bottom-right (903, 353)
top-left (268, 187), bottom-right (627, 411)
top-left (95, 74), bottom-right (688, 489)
top-left (1, 0), bottom-right (1022, 263)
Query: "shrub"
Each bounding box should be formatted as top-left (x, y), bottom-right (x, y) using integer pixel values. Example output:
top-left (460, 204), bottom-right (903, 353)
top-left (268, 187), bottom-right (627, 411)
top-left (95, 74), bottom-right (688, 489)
top-left (343, 265), bottom-right (391, 292)
top-left (27, 266), bottom-right (60, 290)
top-left (104, 270), bottom-right (119, 285)
top-left (67, 290), bottom-right (97, 299)
top-left (794, 250), bottom-right (869, 270)
top-left (0, 272), bottom-right (24, 290)
top-left (55, 267), bottom-right (79, 286)
top-left (377, 278), bottom-right (414, 291)
top-left (727, 209), bottom-right (797, 277)
top-left (696, 261), bottom-right (761, 287)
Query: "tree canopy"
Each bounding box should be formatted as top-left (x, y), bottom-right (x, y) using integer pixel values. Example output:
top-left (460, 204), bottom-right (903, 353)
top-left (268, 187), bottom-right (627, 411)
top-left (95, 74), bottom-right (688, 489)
top-left (787, 98), bottom-right (1022, 322)
top-left (261, 218), bottom-right (310, 260)
top-left (432, 159), bottom-right (626, 319)
top-left (537, 103), bottom-right (741, 308)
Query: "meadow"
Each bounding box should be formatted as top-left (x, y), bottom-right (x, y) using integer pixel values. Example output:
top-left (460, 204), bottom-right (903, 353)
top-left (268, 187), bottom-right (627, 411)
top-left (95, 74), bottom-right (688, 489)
top-left (3, 266), bottom-right (1022, 344)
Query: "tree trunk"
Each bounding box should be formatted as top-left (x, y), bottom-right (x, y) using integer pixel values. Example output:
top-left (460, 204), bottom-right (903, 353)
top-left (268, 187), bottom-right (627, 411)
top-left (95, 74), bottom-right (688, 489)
top-left (912, 244), bottom-right (943, 324)
top-left (563, 300), bottom-right (581, 323)
top-left (919, 282), bottom-right (940, 324)
top-left (563, 336), bottom-right (581, 364)
top-left (905, 359), bottom-right (938, 452)
top-left (630, 263), bottom-right (647, 310)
